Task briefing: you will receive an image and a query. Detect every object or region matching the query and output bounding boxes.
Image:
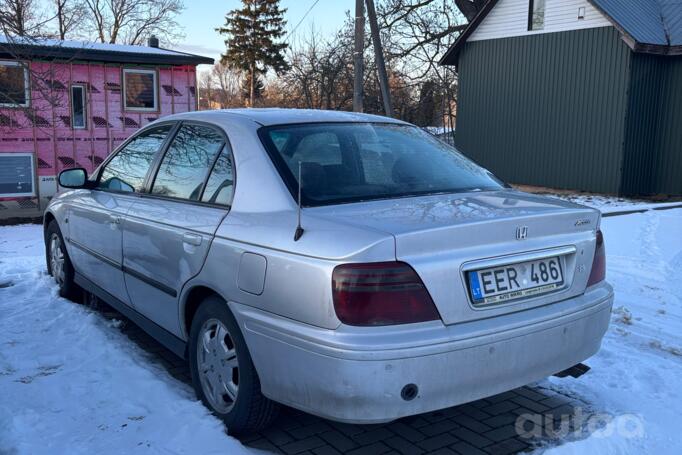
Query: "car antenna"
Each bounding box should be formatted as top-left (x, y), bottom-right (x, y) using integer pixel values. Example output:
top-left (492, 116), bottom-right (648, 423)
top-left (294, 161), bottom-right (305, 241)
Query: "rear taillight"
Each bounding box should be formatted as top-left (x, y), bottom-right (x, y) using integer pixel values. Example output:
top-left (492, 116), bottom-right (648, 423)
top-left (587, 229), bottom-right (606, 286)
top-left (332, 262), bottom-right (440, 326)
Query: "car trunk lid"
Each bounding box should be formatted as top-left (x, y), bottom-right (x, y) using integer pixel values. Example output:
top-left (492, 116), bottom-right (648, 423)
top-left (310, 190), bottom-right (601, 324)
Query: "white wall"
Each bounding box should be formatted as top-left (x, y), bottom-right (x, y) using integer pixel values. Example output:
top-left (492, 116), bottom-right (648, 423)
top-left (469, 0), bottom-right (612, 41)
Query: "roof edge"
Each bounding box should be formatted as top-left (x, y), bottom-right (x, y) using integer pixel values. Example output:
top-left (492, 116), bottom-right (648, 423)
top-left (439, 0), bottom-right (501, 67)
top-left (0, 39), bottom-right (214, 66)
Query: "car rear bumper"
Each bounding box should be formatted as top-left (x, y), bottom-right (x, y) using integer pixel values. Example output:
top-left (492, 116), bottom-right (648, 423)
top-left (230, 282), bottom-right (613, 424)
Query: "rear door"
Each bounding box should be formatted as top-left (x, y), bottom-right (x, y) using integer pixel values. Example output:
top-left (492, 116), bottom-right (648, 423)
top-left (67, 124), bottom-right (174, 305)
top-left (122, 122), bottom-right (233, 337)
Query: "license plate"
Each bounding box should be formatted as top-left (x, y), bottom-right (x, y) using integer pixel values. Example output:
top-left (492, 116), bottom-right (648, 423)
top-left (468, 256), bottom-right (564, 306)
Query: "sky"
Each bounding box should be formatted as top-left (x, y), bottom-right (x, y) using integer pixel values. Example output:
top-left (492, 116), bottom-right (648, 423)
top-left (175, 0), bottom-right (353, 65)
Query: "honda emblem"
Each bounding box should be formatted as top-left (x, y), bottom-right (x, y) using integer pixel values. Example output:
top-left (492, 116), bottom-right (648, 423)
top-left (516, 226), bottom-right (528, 240)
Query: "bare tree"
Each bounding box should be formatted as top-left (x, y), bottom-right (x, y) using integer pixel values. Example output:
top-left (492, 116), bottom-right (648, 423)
top-left (197, 71), bottom-right (214, 109)
top-left (198, 63), bottom-right (243, 109)
top-left (266, 3), bottom-right (465, 128)
top-left (374, 0), bottom-right (465, 129)
top-left (377, 0), bottom-right (465, 80)
top-left (272, 24), bottom-right (355, 110)
top-left (83, 0), bottom-right (185, 45)
top-left (1, 1), bottom-right (60, 111)
top-left (0, 0), bottom-right (53, 36)
top-left (211, 63), bottom-right (242, 108)
top-left (52, 0), bottom-right (86, 39)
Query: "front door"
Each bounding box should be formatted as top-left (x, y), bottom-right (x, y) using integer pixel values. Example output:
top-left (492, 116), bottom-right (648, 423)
top-left (122, 123), bottom-right (233, 337)
top-left (68, 124), bottom-right (174, 305)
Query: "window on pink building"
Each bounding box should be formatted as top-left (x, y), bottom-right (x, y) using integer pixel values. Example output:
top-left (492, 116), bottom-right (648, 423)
top-left (0, 61), bottom-right (29, 107)
top-left (71, 85), bottom-right (87, 129)
top-left (123, 68), bottom-right (158, 111)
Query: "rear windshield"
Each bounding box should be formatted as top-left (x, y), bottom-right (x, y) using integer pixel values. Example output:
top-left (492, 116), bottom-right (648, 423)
top-left (259, 122), bottom-right (503, 206)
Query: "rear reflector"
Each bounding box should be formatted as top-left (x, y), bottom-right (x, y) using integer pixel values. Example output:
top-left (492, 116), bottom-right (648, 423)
top-left (587, 229), bottom-right (606, 286)
top-left (332, 262), bottom-right (440, 326)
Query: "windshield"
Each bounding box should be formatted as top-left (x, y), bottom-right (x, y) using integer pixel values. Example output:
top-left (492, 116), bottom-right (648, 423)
top-left (259, 122), bottom-right (504, 206)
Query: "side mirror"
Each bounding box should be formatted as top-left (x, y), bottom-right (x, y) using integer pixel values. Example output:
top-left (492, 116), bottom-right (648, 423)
top-left (58, 168), bottom-right (88, 189)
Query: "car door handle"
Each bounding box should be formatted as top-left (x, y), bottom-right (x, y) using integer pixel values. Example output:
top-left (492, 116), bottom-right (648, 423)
top-left (182, 233), bottom-right (202, 246)
top-left (108, 215), bottom-right (122, 225)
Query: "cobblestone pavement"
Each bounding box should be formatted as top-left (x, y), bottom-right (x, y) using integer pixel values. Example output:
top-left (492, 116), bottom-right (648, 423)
top-left (96, 301), bottom-right (591, 455)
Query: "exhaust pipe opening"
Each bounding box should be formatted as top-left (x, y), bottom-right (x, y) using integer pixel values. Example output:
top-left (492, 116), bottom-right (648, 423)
top-left (554, 363), bottom-right (591, 379)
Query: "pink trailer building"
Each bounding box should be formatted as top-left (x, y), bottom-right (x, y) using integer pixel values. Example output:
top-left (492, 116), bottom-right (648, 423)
top-left (0, 37), bottom-right (213, 220)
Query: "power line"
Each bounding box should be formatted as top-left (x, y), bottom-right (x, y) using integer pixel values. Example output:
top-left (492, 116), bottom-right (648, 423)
top-left (283, 0), bottom-right (321, 42)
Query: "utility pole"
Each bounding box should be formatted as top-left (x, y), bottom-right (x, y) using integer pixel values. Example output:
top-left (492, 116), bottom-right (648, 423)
top-left (365, 0), bottom-right (393, 117)
top-left (353, 0), bottom-right (365, 112)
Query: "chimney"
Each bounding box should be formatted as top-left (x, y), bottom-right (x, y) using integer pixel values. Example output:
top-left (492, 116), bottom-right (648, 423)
top-left (147, 35), bottom-right (159, 48)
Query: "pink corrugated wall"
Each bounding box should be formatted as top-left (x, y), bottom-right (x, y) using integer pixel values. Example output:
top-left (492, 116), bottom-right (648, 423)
top-left (0, 62), bottom-right (198, 202)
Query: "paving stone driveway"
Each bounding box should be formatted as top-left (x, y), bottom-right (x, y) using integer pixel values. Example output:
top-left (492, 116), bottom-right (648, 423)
top-left (98, 302), bottom-right (591, 455)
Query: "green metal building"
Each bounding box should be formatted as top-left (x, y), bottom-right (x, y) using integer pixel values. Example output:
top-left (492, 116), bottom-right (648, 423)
top-left (441, 0), bottom-right (682, 196)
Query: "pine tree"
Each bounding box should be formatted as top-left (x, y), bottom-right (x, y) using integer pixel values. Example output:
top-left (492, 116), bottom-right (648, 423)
top-left (217, 0), bottom-right (289, 107)
top-left (240, 75), bottom-right (264, 101)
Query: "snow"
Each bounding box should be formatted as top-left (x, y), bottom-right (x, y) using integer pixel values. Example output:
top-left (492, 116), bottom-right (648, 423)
top-left (0, 225), bottom-right (250, 454)
top-left (0, 35), bottom-right (195, 57)
top-left (540, 208), bottom-right (682, 454)
top-left (527, 192), bottom-right (682, 216)
top-left (536, 193), bottom-right (650, 211)
top-left (1, 207), bottom-right (681, 454)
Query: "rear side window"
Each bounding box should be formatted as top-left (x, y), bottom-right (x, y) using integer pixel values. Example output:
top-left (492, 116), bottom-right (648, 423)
top-left (151, 124), bottom-right (224, 200)
top-left (201, 148), bottom-right (234, 206)
top-left (98, 125), bottom-right (172, 192)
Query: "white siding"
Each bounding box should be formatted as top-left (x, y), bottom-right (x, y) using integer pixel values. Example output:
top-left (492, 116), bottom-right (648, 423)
top-left (469, 0), bottom-right (612, 41)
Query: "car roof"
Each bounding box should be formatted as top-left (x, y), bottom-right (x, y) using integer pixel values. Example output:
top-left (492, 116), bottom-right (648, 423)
top-left (166, 108), bottom-right (409, 127)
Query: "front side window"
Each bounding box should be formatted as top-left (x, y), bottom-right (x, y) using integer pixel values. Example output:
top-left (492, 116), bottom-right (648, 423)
top-left (0, 61), bottom-right (29, 107)
top-left (151, 124), bottom-right (225, 200)
top-left (260, 123), bottom-right (503, 207)
top-left (123, 68), bottom-right (157, 111)
top-left (528, 0), bottom-right (546, 30)
top-left (98, 125), bottom-right (172, 192)
top-left (71, 85), bottom-right (87, 129)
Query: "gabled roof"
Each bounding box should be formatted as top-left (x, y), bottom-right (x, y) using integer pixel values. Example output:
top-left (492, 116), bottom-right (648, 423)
top-left (0, 36), bottom-right (214, 66)
top-left (440, 0), bottom-right (682, 67)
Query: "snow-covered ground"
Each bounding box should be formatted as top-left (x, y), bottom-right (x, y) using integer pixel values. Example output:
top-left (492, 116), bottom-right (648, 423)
top-left (540, 193), bottom-right (651, 211)
top-left (1, 207), bottom-right (680, 454)
top-left (0, 225), bottom-right (250, 454)
top-left (552, 194), bottom-right (682, 216)
top-left (523, 190), bottom-right (682, 216)
top-left (542, 208), bottom-right (682, 454)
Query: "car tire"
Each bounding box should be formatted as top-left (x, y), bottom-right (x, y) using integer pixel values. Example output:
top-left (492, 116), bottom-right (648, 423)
top-left (45, 220), bottom-right (79, 301)
top-left (189, 295), bottom-right (279, 434)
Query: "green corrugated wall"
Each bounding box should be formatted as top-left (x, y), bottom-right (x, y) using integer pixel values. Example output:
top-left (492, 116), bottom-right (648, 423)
top-left (621, 53), bottom-right (664, 195)
top-left (622, 54), bottom-right (682, 196)
top-left (651, 57), bottom-right (682, 195)
top-left (455, 27), bottom-right (633, 194)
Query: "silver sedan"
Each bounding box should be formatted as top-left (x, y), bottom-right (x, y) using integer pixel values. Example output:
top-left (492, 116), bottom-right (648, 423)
top-left (44, 109), bottom-right (613, 434)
